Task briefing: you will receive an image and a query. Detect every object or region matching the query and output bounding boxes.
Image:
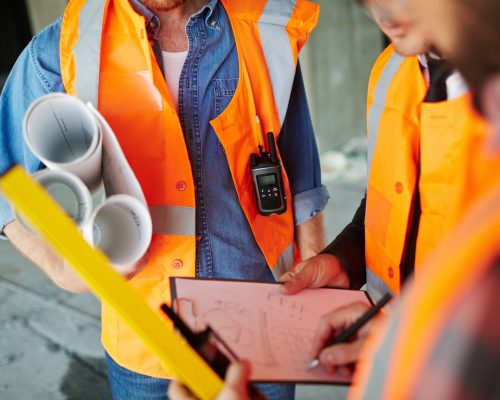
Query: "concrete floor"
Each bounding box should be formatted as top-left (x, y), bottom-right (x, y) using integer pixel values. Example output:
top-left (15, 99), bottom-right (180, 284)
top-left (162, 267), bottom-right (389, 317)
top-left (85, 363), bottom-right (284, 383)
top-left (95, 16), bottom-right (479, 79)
top-left (0, 180), bottom-right (364, 400)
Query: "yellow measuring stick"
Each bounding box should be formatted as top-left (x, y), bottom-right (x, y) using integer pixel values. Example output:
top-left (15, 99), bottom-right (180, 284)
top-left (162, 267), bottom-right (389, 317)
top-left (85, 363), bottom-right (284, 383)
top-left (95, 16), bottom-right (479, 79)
top-left (0, 165), bottom-right (223, 399)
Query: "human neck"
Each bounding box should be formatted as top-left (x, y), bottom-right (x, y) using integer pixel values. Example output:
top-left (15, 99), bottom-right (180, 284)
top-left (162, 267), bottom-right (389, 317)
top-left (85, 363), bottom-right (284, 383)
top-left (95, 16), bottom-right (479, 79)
top-left (153, 0), bottom-right (206, 52)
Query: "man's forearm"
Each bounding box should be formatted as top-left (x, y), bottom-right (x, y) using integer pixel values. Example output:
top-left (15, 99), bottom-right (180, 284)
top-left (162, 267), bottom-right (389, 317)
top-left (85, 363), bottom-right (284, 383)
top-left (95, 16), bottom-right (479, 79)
top-left (295, 212), bottom-right (327, 260)
top-left (3, 220), bottom-right (89, 293)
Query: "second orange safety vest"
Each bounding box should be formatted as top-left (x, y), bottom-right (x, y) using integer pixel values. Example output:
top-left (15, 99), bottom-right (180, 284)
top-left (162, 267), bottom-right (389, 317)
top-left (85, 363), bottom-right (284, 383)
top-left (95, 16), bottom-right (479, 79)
top-left (350, 160), bottom-right (500, 399)
top-left (59, 0), bottom-right (319, 378)
top-left (365, 45), bottom-right (489, 300)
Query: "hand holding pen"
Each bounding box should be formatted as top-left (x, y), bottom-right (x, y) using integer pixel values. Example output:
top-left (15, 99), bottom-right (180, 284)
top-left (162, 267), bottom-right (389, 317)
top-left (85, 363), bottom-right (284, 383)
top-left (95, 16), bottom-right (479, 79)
top-left (307, 293), bottom-right (392, 375)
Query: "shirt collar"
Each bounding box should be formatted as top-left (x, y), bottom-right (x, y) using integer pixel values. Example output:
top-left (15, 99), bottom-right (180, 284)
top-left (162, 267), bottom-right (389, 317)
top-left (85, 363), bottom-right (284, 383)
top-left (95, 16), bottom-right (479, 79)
top-left (417, 53), bottom-right (443, 69)
top-left (417, 53), bottom-right (427, 69)
top-left (195, 0), bottom-right (219, 28)
top-left (129, 0), bottom-right (219, 35)
top-left (130, 0), bottom-right (158, 36)
top-left (417, 53), bottom-right (469, 101)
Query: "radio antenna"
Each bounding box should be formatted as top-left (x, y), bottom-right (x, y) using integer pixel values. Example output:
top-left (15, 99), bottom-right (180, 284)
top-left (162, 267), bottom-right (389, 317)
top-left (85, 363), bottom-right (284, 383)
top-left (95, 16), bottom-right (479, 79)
top-left (267, 132), bottom-right (278, 163)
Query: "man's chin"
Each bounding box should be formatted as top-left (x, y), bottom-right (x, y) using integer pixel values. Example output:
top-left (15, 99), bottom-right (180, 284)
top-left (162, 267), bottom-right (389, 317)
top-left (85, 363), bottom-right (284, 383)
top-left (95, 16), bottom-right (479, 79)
top-left (140, 0), bottom-right (186, 11)
top-left (392, 38), bottom-right (429, 57)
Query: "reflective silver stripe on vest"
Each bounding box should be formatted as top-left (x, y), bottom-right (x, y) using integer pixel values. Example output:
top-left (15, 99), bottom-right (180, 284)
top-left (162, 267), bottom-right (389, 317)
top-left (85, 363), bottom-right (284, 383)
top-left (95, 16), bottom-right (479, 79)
top-left (271, 241), bottom-right (294, 280)
top-left (74, 0), bottom-right (106, 105)
top-left (258, 0), bottom-right (297, 126)
top-left (361, 310), bottom-right (401, 399)
top-left (149, 205), bottom-right (196, 236)
top-left (367, 53), bottom-right (405, 180)
top-left (366, 267), bottom-right (394, 302)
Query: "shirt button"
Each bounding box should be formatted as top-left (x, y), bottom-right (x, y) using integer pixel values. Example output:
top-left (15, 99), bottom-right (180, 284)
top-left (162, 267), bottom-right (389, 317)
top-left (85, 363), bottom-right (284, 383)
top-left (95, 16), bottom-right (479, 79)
top-left (176, 181), bottom-right (187, 191)
top-left (395, 182), bottom-right (403, 194)
top-left (388, 267), bottom-right (394, 279)
top-left (210, 20), bottom-right (217, 27)
top-left (173, 259), bottom-right (183, 269)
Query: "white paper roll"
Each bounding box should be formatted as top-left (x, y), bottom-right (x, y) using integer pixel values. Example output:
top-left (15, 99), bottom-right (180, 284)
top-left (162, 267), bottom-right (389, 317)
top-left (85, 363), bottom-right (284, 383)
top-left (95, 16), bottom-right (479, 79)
top-left (85, 195), bottom-right (152, 267)
top-left (23, 93), bottom-right (102, 192)
top-left (16, 169), bottom-right (93, 231)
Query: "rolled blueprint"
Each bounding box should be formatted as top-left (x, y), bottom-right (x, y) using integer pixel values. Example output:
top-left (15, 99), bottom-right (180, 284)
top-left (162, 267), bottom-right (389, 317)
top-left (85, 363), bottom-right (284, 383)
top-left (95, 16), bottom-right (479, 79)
top-left (16, 169), bottom-right (92, 231)
top-left (87, 104), bottom-right (147, 204)
top-left (23, 93), bottom-right (102, 192)
top-left (23, 93), bottom-right (153, 267)
top-left (85, 194), bottom-right (152, 266)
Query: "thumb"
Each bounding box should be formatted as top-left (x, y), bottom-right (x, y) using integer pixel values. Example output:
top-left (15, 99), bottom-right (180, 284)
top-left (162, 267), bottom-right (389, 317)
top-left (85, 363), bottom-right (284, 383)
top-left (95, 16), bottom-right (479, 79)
top-left (280, 268), bottom-right (314, 295)
top-left (278, 270), bottom-right (296, 283)
top-left (219, 361), bottom-right (251, 400)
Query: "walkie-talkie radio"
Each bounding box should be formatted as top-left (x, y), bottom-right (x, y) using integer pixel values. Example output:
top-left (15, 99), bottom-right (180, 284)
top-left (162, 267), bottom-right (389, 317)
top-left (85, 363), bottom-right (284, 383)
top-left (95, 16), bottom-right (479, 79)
top-left (250, 132), bottom-right (287, 216)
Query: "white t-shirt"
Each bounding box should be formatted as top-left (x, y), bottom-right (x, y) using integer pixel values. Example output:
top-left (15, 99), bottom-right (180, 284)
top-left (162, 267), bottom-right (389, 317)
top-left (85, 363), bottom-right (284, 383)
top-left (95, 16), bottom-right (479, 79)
top-left (162, 50), bottom-right (189, 110)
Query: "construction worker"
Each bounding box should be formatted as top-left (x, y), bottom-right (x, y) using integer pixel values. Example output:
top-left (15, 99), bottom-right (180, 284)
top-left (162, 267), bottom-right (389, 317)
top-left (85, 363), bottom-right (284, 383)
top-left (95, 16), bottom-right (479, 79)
top-left (0, 1), bottom-right (328, 399)
top-left (277, 0), bottom-right (490, 373)
top-left (170, 0), bottom-right (500, 397)
top-left (349, 0), bottom-right (500, 396)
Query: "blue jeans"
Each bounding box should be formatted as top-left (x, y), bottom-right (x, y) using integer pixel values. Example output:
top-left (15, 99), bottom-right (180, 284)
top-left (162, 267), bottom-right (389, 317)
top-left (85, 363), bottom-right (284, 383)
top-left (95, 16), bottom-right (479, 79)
top-left (105, 352), bottom-right (295, 400)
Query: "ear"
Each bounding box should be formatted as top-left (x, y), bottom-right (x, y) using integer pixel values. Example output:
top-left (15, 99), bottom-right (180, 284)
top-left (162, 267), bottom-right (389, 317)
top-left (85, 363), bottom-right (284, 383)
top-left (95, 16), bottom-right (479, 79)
top-left (481, 73), bottom-right (500, 151)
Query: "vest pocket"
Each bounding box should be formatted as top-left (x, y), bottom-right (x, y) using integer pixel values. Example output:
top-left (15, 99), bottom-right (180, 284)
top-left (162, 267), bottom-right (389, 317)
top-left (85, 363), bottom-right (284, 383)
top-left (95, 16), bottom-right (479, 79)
top-left (366, 185), bottom-right (392, 245)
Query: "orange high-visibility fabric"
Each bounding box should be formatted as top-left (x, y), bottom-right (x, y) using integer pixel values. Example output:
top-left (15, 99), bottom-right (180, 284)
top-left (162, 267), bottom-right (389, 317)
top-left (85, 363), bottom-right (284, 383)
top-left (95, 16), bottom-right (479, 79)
top-left (350, 116), bottom-right (500, 400)
top-left (351, 188), bottom-right (500, 400)
top-left (213, 0), bottom-right (318, 269)
top-left (60, 0), bottom-right (318, 378)
top-left (365, 45), bottom-right (488, 294)
top-left (382, 191), bottom-right (500, 399)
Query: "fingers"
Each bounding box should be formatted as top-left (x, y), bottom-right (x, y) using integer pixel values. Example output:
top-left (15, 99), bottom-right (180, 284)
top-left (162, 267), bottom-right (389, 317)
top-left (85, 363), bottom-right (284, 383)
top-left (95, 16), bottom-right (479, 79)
top-left (280, 266), bottom-right (316, 295)
top-left (278, 270), bottom-right (297, 283)
top-left (169, 362), bottom-right (251, 400)
top-left (216, 361), bottom-right (252, 400)
top-left (278, 262), bottom-right (308, 283)
top-left (319, 338), bottom-right (366, 368)
top-left (225, 361), bottom-right (251, 391)
top-left (168, 381), bottom-right (198, 400)
top-left (310, 302), bottom-right (371, 357)
top-left (279, 254), bottom-right (349, 295)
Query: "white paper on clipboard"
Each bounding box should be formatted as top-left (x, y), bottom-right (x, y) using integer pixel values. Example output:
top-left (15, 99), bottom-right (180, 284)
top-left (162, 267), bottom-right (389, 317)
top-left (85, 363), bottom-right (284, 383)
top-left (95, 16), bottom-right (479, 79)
top-left (171, 278), bottom-right (373, 384)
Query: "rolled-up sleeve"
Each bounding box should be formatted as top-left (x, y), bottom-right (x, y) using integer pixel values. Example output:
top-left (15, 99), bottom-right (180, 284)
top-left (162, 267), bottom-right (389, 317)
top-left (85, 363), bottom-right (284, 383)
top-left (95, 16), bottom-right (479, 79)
top-left (278, 63), bottom-right (330, 226)
top-left (0, 19), bottom-right (64, 238)
top-left (292, 186), bottom-right (330, 225)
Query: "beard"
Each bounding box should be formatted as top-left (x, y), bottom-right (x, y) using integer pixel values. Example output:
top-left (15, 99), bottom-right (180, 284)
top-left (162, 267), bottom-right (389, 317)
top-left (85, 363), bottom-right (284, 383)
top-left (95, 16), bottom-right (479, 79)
top-left (140, 0), bottom-right (187, 11)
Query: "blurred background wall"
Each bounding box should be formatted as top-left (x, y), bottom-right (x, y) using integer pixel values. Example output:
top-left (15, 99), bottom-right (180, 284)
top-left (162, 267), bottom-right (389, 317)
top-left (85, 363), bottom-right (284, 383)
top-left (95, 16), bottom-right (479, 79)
top-left (25, 0), bottom-right (69, 33)
top-left (0, 1), bottom-right (68, 88)
top-left (301, 0), bottom-right (381, 151)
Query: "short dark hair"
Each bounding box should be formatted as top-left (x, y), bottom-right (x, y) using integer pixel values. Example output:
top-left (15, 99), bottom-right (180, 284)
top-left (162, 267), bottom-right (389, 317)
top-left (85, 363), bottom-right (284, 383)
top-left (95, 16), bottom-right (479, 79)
top-left (452, 0), bottom-right (500, 95)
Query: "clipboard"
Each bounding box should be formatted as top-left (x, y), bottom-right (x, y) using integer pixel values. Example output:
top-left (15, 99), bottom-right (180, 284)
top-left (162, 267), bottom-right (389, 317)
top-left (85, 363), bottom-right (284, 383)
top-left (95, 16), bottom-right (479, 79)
top-left (170, 277), bottom-right (373, 385)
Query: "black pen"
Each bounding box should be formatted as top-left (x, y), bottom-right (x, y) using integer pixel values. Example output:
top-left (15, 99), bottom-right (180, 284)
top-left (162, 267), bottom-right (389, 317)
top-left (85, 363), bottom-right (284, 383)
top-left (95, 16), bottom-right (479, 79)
top-left (306, 293), bottom-right (393, 371)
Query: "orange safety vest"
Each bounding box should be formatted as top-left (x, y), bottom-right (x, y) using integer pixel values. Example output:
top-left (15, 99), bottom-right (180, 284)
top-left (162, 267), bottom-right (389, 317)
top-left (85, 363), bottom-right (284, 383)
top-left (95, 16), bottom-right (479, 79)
top-left (59, 0), bottom-right (318, 377)
top-left (365, 45), bottom-right (489, 300)
top-left (350, 179), bottom-right (500, 400)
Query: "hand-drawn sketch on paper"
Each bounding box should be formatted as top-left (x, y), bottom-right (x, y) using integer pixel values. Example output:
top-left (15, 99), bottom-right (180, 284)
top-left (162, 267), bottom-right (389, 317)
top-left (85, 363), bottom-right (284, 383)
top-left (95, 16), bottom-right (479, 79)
top-left (172, 279), bottom-right (372, 383)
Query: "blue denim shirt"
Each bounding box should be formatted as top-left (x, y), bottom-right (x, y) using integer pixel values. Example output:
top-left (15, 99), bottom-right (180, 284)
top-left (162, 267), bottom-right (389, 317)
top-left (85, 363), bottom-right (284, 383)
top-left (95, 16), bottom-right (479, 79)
top-left (0, 0), bottom-right (329, 281)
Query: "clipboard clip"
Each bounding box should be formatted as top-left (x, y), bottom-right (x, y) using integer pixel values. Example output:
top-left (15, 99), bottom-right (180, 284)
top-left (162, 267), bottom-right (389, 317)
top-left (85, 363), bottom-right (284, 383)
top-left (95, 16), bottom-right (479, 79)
top-left (160, 303), bottom-right (238, 378)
